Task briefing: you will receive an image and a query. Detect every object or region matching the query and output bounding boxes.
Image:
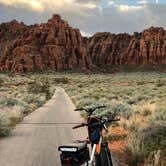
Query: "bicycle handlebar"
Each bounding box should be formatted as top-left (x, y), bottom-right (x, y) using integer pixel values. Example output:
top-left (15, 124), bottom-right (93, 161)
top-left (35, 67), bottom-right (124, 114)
top-left (73, 106), bottom-right (120, 130)
top-left (74, 105), bottom-right (106, 115)
top-left (72, 118), bottom-right (120, 130)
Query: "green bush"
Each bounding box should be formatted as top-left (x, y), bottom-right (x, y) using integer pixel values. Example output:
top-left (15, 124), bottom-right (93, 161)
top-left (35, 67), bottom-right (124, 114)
top-left (0, 97), bottom-right (28, 107)
top-left (0, 77), bottom-right (4, 86)
top-left (53, 77), bottom-right (69, 84)
top-left (0, 106), bottom-right (23, 137)
top-left (0, 127), bottom-right (11, 137)
top-left (156, 80), bottom-right (165, 87)
top-left (28, 80), bottom-right (52, 100)
top-left (149, 106), bottom-right (166, 123)
top-left (112, 103), bottom-right (132, 119)
top-left (127, 122), bottom-right (166, 165)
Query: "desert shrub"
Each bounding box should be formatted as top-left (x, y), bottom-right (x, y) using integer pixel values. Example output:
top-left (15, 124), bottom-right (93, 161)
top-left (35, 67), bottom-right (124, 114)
top-left (128, 109), bottom-right (166, 165)
top-left (141, 124), bottom-right (166, 153)
top-left (28, 80), bottom-right (52, 100)
top-left (127, 97), bottom-right (139, 105)
top-left (95, 106), bottom-right (111, 117)
top-left (53, 77), bottom-right (69, 84)
top-left (28, 81), bottom-right (46, 93)
top-left (105, 133), bottom-right (127, 141)
top-left (137, 81), bottom-right (145, 85)
top-left (123, 115), bottom-right (142, 132)
top-left (140, 103), bottom-right (156, 116)
top-left (0, 97), bottom-right (28, 107)
top-left (22, 94), bottom-right (46, 107)
top-left (77, 98), bottom-right (98, 107)
top-left (156, 80), bottom-right (165, 87)
top-left (0, 106), bottom-right (23, 137)
top-left (0, 77), bottom-right (4, 86)
top-left (149, 106), bottom-right (166, 123)
top-left (112, 103), bottom-right (132, 119)
top-left (34, 95), bottom-right (47, 107)
top-left (0, 127), bottom-right (11, 137)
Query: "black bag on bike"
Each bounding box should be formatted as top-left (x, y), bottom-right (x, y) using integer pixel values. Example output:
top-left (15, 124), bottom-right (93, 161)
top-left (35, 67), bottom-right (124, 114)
top-left (58, 142), bottom-right (90, 166)
top-left (88, 117), bottom-right (101, 144)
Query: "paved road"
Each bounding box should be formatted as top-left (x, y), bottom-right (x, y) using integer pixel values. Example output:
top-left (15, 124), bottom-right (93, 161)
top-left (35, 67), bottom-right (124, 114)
top-left (0, 88), bottom-right (87, 166)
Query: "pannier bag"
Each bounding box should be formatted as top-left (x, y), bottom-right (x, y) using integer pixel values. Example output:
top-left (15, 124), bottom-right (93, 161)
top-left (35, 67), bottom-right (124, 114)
top-left (88, 117), bottom-right (101, 144)
top-left (58, 142), bottom-right (90, 166)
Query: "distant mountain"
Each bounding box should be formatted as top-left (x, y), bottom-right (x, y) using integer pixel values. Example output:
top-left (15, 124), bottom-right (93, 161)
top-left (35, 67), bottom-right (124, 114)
top-left (0, 14), bottom-right (165, 73)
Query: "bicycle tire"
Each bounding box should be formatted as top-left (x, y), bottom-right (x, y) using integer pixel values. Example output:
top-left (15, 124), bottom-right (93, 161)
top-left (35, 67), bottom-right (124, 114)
top-left (95, 153), bottom-right (101, 166)
top-left (100, 144), bottom-right (113, 166)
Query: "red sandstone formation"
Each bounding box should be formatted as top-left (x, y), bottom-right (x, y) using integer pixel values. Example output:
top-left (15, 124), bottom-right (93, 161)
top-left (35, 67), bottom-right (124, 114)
top-left (0, 14), bottom-right (165, 73)
top-left (88, 32), bottom-right (132, 65)
top-left (0, 15), bottom-right (92, 72)
top-left (122, 27), bottom-right (166, 65)
top-left (88, 27), bottom-right (166, 66)
top-left (0, 20), bottom-right (28, 56)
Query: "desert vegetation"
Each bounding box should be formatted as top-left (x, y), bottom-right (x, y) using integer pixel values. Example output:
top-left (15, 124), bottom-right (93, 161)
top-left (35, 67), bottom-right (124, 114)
top-left (0, 71), bottom-right (165, 165)
top-left (0, 74), bottom-right (54, 136)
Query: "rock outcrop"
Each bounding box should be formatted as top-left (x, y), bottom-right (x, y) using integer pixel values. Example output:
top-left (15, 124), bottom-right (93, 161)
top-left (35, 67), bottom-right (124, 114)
top-left (88, 32), bottom-right (132, 65)
top-left (0, 15), bottom-right (92, 72)
top-left (88, 27), bottom-right (166, 66)
top-left (0, 20), bottom-right (28, 56)
top-left (0, 14), bottom-right (165, 73)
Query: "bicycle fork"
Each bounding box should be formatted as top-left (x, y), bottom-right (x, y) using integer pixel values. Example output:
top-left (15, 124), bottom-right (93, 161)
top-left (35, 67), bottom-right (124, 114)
top-left (85, 136), bottom-right (102, 166)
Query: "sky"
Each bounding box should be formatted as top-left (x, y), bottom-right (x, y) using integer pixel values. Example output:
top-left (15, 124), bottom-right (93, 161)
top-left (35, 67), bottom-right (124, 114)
top-left (0, 0), bottom-right (166, 36)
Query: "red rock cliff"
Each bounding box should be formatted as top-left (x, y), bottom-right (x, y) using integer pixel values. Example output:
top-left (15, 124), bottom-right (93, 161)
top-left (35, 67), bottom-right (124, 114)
top-left (0, 15), bottom-right (92, 72)
top-left (0, 20), bottom-right (28, 57)
top-left (88, 32), bottom-right (132, 65)
top-left (88, 27), bottom-right (166, 66)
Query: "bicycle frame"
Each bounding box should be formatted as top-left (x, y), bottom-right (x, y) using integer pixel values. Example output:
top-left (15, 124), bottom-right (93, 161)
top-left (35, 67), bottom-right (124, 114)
top-left (82, 133), bottom-right (103, 166)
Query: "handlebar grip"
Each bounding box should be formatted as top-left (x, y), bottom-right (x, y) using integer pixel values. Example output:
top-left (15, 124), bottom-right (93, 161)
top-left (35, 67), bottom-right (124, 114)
top-left (72, 123), bottom-right (87, 129)
top-left (108, 118), bottom-right (120, 122)
top-left (97, 105), bottom-right (106, 109)
top-left (74, 108), bottom-right (84, 111)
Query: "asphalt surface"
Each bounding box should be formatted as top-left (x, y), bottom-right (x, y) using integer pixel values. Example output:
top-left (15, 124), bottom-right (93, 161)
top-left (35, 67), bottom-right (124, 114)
top-left (0, 88), bottom-right (87, 166)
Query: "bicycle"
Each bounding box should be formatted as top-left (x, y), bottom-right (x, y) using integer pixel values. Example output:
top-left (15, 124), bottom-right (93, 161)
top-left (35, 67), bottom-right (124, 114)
top-left (58, 105), bottom-right (120, 166)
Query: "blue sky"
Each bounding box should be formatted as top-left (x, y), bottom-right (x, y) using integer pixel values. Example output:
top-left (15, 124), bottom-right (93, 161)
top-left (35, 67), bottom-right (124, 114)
top-left (99, 0), bottom-right (166, 8)
top-left (0, 0), bottom-right (166, 36)
top-left (110, 0), bottom-right (166, 5)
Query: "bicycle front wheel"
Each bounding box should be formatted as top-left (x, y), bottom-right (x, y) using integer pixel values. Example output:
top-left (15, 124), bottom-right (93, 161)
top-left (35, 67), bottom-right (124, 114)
top-left (100, 144), bottom-right (113, 166)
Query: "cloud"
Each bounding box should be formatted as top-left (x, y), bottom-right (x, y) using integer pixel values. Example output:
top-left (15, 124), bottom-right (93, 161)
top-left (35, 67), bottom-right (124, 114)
top-left (118, 5), bottom-right (142, 11)
top-left (0, 0), bottom-right (45, 12)
top-left (138, 0), bottom-right (148, 5)
top-left (75, 0), bottom-right (100, 4)
top-left (0, 0), bottom-right (166, 36)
